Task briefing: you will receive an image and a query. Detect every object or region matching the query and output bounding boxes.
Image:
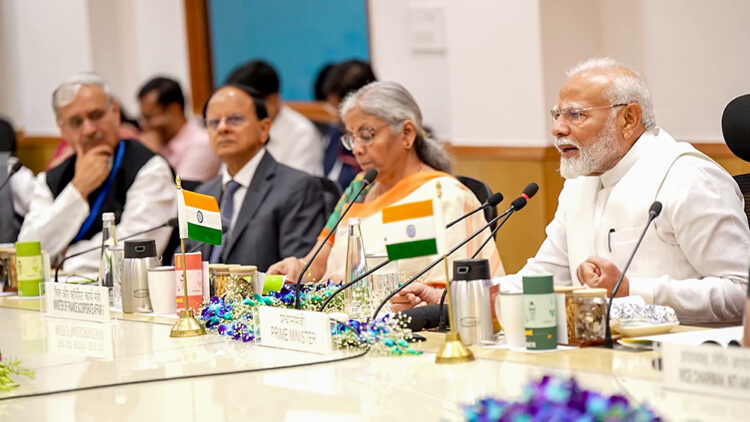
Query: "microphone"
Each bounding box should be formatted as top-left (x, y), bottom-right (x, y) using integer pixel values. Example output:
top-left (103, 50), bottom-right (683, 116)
top-left (471, 182), bottom-right (539, 259)
top-left (0, 160), bottom-right (23, 193)
top-left (294, 168), bottom-right (378, 309)
top-left (54, 217), bottom-right (179, 282)
top-left (371, 191), bottom-right (524, 319)
top-left (402, 304), bottom-right (449, 331)
top-left (603, 201), bottom-right (662, 348)
top-left (445, 191), bottom-right (503, 228)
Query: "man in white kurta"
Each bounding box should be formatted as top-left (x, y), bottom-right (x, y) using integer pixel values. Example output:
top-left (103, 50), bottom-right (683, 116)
top-left (394, 58), bottom-right (749, 324)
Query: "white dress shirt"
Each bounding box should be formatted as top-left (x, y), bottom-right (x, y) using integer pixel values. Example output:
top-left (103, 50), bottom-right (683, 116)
top-left (18, 155), bottom-right (177, 274)
top-left (220, 149), bottom-right (265, 233)
top-left (8, 156), bottom-right (35, 216)
top-left (501, 129), bottom-right (750, 324)
top-left (267, 105), bottom-right (324, 176)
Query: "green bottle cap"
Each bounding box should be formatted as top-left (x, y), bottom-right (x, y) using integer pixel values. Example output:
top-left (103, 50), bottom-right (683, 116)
top-left (522, 274), bottom-right (554, 294)
top-left (15, 241), bottom-right (41, 256)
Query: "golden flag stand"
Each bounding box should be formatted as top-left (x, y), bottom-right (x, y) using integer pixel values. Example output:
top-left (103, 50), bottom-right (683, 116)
top-left (170, 175), bottom-right (206, 338)
top-left (433, 180), bottom-right (474, 363)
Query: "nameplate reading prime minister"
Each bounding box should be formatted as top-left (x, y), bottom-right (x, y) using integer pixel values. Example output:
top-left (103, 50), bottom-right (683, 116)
top-left (258, 307), bottom-right (332, 354)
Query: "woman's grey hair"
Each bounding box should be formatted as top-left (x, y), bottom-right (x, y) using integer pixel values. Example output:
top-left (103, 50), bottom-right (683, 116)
top-left (340, 81), bottom-right (452, 172)
top-left (566, 57), bottom-right (656, 130)
top-left (52, 73), bottom-right (112, 119)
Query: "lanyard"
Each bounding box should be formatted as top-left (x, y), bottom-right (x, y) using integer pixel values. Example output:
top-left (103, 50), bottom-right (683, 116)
top-left (73, 142), bottom-right (127, 242)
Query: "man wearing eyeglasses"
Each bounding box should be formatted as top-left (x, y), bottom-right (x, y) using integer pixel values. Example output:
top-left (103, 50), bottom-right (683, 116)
top-left (18, 73), bottom-right (176, 274)
top-left (186, 84), bottom-right (325, 270)
top-left (517, 57), bottom-right (749, 324)
top-left (398, 58), bottom-right (749, 324)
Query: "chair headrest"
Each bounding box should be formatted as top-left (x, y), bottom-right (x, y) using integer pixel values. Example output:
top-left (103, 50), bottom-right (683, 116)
top-left (722, 94), bottom-right (750, 162)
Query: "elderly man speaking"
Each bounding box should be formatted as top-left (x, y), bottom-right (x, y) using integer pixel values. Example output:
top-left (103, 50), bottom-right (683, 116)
top-left (19, 73), bottom-right (176, 273)
top-left (395, 58), bottom-right (750, 324)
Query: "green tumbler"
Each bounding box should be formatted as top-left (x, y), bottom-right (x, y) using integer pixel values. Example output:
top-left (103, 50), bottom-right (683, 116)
top-left (15, 241), bottom-right (43, 296)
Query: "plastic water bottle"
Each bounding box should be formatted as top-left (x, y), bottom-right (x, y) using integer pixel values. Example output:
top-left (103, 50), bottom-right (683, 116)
top-left (343, 218), bottom-right (371, 319)
top-left (99, 212), bottom-right (118, 305)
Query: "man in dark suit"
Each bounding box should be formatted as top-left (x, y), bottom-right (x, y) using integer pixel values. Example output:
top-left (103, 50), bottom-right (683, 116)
top-left (188, 84), bottom-right (325, 271)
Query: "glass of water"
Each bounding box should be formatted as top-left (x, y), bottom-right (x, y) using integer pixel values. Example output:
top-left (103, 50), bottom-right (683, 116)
top-left (365, 253), bottom-right (399, 317)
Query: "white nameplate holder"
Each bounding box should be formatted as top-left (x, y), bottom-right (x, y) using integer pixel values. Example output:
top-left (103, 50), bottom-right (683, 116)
top-left (43, 282), bottom-right (111, 322)
top-left (258, 307), bottom-right (333, 354)
top-left (661, 342), bottom-right (750, 400)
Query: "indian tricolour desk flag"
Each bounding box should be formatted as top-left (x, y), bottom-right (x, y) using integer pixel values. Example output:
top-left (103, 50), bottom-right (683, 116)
top-left (177, 188), bottom-right (223, 245)
top-left (383, 199), bottom-right (442, 261)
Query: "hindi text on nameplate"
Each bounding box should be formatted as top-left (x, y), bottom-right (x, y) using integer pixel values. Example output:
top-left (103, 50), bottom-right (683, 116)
top-left (43, 282), bottom-right (111, 322)
top-left (258, 307), bottom-right (332, 354)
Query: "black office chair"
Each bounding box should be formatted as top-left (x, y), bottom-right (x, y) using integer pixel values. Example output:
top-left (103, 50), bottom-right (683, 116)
top-left (722, 94), bottom-right (750, 227)
top-left (316, 176), bottom-right (343, 220)
top-left (456, 175), bottom-right (498, 237)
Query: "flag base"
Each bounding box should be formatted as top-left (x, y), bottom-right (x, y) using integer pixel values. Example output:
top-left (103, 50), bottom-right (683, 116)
top-left (435, 332), bottom-right (475, 364)
top-left (170, 309), bottom-right (206, 337)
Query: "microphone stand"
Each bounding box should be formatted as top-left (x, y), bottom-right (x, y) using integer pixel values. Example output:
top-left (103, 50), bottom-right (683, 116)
top-left (294, 170), bottom-right (376, 309)
top-left (603, 203), bottom-right (661, 348)
top-left (371, 207), bottom-right (511, 319)
top-left (54, 219), bottom-right (178, 283)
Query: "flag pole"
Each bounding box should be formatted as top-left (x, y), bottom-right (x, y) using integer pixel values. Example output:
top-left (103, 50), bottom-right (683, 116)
top-left (170, 175), bottom-right (206, 337)
top-left (434, 181), bottom-right (474, 363)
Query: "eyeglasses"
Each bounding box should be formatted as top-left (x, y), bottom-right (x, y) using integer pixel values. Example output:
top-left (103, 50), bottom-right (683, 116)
top-left (340, 124), bottom-right (391, 151)
top-left (62, 107), bottom-right (110, 129)
top-left (205, 114), bottom-right (247, 131)
top-left (550, 103), bottom-right (628, 124)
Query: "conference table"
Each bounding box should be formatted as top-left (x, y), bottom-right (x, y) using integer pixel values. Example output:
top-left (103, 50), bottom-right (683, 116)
top-left (0, 296), bottom-right (747, 421)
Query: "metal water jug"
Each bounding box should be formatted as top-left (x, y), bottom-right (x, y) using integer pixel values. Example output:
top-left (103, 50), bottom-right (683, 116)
top-left (450, 258), bottom-right (494, 345)
top-left (121, 239), bottom-right (159, 313)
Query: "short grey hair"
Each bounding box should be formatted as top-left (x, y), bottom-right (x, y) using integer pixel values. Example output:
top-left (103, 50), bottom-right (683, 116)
top-left (340, 81), bottom-right (452, 173)
top-left (52, 73), bottom-right (112, 119)
top-left (566, 58), bottom-right (656, 130)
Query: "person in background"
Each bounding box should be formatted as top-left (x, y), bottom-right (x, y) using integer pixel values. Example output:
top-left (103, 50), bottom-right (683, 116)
top-left (268, 81), bottom-right (504, 284)
top-left (19, 73), bottom-right (176, 273)
top-left (226, 60), bottom-right (324, 176)
top-left (137, 76), bottom-right (220, 182)
top-left (395, 58), bottom-right (750, 324)
top-left (320, 60), bottom-right (376, 189)
top-left (186, 84), bottom-right (325, 271)
top-left (0, 118), bottom-right (35, 242)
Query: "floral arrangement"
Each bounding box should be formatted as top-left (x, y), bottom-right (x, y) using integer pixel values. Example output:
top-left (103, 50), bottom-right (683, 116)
top-left (464, 375), bottom-right (661, 422)
top-left (198, 281), bottom-right (422, 356)
top-left (0, 350), bottom-right (34, 392)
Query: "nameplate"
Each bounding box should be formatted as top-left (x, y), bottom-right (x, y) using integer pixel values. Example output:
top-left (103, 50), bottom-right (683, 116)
top-left (258, 307), bottom-right (332, 354)
top-left (661, 342), bottom-right (750, 400)
top-left (44, 282), bottom-right (111, 322)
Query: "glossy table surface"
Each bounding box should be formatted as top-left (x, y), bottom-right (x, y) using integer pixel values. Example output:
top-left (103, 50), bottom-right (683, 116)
top-left (0, 296), bottom-right (747, 421)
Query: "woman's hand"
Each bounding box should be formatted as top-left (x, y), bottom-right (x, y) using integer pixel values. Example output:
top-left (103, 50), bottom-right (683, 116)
top-left (390, 282), bottom-right (443, 313)
top-left (267, 257), bottom-right (305, 283)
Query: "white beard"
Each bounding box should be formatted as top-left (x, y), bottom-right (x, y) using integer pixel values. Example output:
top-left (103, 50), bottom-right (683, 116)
top-left (557, 115), bottom-right (621, 179)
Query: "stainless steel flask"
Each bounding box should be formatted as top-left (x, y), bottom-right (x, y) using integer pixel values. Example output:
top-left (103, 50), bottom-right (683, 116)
top-left (450, 259), bottom-right (494, 345)
top-left (121, 239), bottom-right (159, 313)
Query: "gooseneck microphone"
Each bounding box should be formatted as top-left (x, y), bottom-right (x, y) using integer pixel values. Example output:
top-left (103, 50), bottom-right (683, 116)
top-left (472, 183), bottom-right (538, 259)
top-left (0, 160), bottom-right (24, 193)
top-left (54, 217), bottom-right (179, 282)
top-left (603, 201), bottom-right (662, 348)
top-left (294, 168), bottom-right (378, 309)
top-left (445, 191), bottom-right (504, 229)
top-left (320, 191), bottom-right (504, 312)
top-left (370, 183), bottom-right (539, 319)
